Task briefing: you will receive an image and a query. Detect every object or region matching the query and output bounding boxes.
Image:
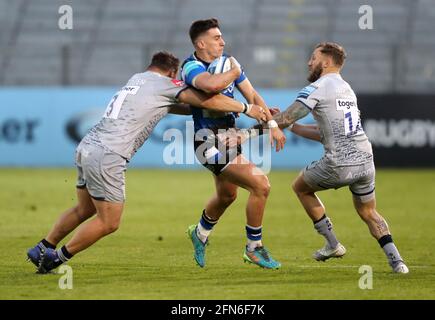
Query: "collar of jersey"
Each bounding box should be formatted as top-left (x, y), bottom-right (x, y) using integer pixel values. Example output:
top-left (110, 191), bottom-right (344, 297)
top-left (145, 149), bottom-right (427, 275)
top-left (193, 52), bottom-right (213, 67)
top-left (320, 72), bottom-right (342, 80)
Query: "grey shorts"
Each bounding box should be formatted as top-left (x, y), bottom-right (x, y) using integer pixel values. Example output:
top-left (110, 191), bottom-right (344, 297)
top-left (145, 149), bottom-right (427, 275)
top-left (75, 142), bottom-right (127, 203)
top-left (302, 158), bottom-right (376, 202)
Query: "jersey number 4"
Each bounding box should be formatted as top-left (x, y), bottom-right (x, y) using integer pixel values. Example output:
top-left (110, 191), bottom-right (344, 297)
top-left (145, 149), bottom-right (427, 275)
top-left (336, 98), bottom-right (362, 136)
top-left (104, 86), bottom-right (140, 119)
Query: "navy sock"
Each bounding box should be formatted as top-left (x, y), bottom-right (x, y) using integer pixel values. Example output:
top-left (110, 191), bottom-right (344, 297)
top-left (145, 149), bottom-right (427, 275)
top-left (41, 238), bottom-right (56, 249)
top-left (245, 225), bottom-right (262, 242)
top-left (199, 210), bottom-right (218, 230)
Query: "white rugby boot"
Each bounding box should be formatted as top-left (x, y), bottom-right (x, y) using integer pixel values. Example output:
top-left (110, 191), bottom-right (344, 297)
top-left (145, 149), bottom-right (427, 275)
top-left (392, 260), bottom-right (409, 274)
top-left (313, 243), bottom-right (346, 261)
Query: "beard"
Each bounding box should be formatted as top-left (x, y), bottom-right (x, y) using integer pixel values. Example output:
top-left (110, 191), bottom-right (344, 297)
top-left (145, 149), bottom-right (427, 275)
top-left (307, 63), bottom-right (322, 82)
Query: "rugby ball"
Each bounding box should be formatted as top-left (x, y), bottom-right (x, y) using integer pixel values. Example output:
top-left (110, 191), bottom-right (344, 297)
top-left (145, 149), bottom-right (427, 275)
top-left (208, 55), bottom-right (232, 74)
top-left (207, 56), bottom-right (240, 89)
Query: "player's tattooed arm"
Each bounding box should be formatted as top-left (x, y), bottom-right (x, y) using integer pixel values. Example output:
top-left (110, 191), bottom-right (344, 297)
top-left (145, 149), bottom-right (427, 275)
top-left (217, 100), bottom-right (311, 149)
top-left (247, 100), bottom-right (310, 132)
top-left (271, 101), bottom-right (323, 142)
top-left (244, 100), bottom-right (310, 134)
top-left (272, 101), bottom-right (311, 129)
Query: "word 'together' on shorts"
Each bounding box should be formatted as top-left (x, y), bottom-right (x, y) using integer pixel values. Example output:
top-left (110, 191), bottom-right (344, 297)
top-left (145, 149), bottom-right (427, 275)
top-left (302, 157), bottom-right (376, 203)
top-left (194, 137), bottom-right (242, 176)
top-left (75, 142), bottom-right (127, 203)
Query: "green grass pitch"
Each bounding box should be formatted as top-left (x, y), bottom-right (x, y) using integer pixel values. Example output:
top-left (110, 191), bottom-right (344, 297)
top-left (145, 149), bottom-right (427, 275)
top-left (1, 168), bottom-right (434, 299)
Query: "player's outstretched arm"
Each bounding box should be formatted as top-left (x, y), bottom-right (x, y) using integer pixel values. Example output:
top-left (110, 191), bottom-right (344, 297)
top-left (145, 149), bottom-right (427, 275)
top-left (237, 78), bottom-right (286, 151)
top-left (219, 100), bottom-right (312, 149)
top-left (273, 100), bottom-right (311, 129)
top-left (289, 123), bottom-right (321, 142)
top-left (177, 88), bottom-right (267, 122)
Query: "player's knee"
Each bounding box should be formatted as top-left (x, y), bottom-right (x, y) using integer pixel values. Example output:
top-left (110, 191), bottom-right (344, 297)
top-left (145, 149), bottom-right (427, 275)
top-left (292, 180), bottom-right (308, 197)
top-left (218, 191), bottom-right (237, 207)
top-left (291, 180), bottom-right (299, 194)
top-left (252, 176), bottom-right (270, 198)
top-left (102, 220), bottom-right (120, 235)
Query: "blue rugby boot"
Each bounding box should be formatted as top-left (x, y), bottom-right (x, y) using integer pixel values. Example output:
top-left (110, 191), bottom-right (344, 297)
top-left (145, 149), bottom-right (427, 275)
top-left (27, 243), bottom-right (46, 268)
top-left (187, 224), bottom-right (208, 268)
top-left (243, 246), bottom-right (281, 269)
top-left (37, 248), bottom-right (65, 274)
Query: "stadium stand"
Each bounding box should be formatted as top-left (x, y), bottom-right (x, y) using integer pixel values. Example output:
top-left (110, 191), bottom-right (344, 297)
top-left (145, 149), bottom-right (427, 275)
top-left (0, 0), bottom-right (434, 92)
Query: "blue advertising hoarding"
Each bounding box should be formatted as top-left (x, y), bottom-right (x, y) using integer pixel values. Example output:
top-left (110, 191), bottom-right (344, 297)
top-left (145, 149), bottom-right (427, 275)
top-left (0, 88), bottom-right (322, 169)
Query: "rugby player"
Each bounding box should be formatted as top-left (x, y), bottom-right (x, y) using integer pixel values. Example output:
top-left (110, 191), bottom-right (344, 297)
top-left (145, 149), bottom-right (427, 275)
top-left (181, 18), bottom-right (286, 269)
top-left (229, 42), bottom-right (408, 273)
top-left (26, 51), bottom-right (268, 273)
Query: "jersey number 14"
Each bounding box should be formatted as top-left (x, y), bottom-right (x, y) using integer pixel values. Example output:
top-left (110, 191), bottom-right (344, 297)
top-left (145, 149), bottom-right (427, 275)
top-left (336, 98), bottom-right (362, 136)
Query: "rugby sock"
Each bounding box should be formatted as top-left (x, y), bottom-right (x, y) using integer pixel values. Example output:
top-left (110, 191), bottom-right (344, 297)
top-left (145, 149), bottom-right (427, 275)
top-left (313, 214), bottom-right (339, 249)
top-left (378, 234), bottom-right (403, 266)
top-left (57, 245), bottom-right (73, 262)
top-left (246, 225), bottom-right (262, 252)
top-left (40, 238), bottom-right (56, 249)
top-left (196, 210), bottom-right (218, 243)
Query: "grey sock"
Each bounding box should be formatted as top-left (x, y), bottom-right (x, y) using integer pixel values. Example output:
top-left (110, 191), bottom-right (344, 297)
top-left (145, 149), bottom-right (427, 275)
top-left (382, 242), bottom-right (403, 267)
top-left (314, 215), bottom-right (339, 249)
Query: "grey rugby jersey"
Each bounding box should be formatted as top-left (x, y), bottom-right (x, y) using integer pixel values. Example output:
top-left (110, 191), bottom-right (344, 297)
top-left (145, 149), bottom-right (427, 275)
top-left (82, 71), bottom-right (187, 160)
top-left (296, 73), bottom-right (373, 166)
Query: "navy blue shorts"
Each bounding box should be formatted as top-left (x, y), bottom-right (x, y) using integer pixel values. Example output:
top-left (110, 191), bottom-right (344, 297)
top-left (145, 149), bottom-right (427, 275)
top-left (194, 138), bottom-right (242, 176)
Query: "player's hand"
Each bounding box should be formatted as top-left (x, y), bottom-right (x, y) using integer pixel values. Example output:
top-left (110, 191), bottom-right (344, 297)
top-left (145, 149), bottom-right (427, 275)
top-left (270, 127), bottom-right (286, 152)
top-left (246, 104), bottom-right (267, 122)
top-left (229, 57), bottom-right (242, 78)
top-left (268, 107), bottom-right (281, 116)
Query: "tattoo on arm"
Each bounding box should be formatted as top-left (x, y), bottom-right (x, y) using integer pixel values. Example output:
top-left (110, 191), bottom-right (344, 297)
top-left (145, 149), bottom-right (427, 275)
top-left (273, 101), bottom-right (310, 128)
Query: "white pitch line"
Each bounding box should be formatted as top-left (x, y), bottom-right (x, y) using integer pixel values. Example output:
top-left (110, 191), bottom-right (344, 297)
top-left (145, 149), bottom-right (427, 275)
top-left (297, 265), bottom-right (431, 269)
top-left (298, 265), bottom-right (360, 269)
